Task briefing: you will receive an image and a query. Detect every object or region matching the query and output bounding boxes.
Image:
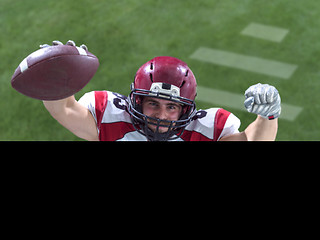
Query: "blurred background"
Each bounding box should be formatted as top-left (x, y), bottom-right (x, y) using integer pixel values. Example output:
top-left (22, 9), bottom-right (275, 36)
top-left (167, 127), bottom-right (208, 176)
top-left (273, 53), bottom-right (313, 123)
top-left (1, 0), bottom-right (319, 140)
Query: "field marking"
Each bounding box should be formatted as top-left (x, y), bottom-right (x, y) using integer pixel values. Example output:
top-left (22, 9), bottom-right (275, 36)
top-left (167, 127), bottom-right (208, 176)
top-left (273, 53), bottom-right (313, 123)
top-left (190, 47), bottom-right (297, 79)
top-left (241, 22), bottom-right (289, 42)
top-left (196, 86), bottom-right (303, 121)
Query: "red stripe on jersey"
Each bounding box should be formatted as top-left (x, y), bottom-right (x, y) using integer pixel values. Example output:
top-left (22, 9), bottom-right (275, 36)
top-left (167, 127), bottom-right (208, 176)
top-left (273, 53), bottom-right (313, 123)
top-left (100, 122), bottom-right (136, 141)
top-left (180, 129), bottom-right (212, 141)
top-left (213, 108), bottom-right (231, 141)
top-left (94, 91), bottom-right (108, 137)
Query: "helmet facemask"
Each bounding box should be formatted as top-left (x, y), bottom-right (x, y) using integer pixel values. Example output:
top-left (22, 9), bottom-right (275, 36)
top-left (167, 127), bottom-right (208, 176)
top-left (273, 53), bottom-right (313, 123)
top-left (128, 83), bottom-right (196, 141)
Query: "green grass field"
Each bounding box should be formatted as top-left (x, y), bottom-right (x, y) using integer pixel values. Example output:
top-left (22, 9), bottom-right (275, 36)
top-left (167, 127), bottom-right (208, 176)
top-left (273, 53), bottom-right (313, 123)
top-left (1, 0), bottom-right (319, 140)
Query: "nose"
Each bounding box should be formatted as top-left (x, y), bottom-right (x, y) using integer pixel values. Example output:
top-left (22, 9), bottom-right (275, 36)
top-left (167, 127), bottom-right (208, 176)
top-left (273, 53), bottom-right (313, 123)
top-left (155, 106), bottom-right (168, 120)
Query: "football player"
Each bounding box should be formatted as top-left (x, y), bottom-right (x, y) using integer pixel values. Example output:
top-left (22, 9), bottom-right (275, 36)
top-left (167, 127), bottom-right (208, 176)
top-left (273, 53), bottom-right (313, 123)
top-left (43, 40), bottom-right (281, 141)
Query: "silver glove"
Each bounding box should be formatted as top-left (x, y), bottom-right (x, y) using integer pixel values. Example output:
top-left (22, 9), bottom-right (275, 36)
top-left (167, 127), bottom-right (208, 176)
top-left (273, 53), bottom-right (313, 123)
top-left (244, 83), bottom-right (281, 120)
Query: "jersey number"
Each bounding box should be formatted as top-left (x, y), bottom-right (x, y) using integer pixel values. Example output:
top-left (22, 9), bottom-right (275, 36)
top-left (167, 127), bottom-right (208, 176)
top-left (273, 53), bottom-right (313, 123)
top-left (112, 92), bottom-right (127, 111)
top-left (192, 110), bottom-right (207, 121)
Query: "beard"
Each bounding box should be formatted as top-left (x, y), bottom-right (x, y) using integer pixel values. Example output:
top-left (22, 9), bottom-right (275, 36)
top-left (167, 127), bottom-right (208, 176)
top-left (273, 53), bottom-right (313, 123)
top-left (147, 119), bottom-right (175, 133)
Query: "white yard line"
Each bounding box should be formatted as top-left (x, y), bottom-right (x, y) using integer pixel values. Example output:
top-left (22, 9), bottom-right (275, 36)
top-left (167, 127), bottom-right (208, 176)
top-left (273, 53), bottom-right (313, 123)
top-left (196, 86), bottom-right (303, 121)
top-left (190, 22), bottom-right (302, 121)
top-left (190, 47), bottom-right (297, 79)
top-left (241, 22), bottom-right (289, 42)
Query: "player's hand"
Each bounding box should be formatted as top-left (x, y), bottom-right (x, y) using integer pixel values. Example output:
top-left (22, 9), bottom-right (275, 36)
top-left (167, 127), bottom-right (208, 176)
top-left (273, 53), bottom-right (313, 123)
top-left (39, 40), bottom-right (88, 51)
top-left (244, 83), bottom-right (281, 120)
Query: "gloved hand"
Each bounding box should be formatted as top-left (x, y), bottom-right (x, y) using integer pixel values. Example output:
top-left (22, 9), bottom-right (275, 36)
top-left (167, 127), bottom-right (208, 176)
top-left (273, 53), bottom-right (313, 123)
top-left (40, 40), bottom-right (88, 51)
top-left (244, 83), bottom-right (281, 120)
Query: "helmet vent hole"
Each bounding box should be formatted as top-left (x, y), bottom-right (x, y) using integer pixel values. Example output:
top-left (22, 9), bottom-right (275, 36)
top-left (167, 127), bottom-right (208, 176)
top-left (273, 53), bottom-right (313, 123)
top-left (180, 80), bottom-right (186, 88)
top-left (150, 62), bottom-right (153, 70)
top-left (185, 70), bottom-right (189, 77)
top-left (150, 73), bottom-right (153, 82)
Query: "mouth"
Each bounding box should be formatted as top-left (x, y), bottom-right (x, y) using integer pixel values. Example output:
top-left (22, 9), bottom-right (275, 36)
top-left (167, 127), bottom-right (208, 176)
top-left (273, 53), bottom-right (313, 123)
top-left (147, 119), bottom-right (174, 133)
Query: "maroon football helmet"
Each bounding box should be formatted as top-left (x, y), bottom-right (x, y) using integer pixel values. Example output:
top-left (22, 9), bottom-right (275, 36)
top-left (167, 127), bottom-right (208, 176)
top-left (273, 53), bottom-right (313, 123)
top-left (128, 56), bottom-right (197, 141)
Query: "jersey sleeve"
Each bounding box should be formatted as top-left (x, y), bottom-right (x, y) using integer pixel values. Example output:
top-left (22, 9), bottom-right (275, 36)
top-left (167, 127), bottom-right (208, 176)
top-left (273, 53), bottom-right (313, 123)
top-left (78, 91), bottom-right (109, 134)
top-left (183, 108), bottom-right (241, 141)
top-left (78, 91), bottom-right (137, 141)
top-left (78, 91), bottom-right (97, 123)
top-left (217, 112), bottom-right (241, 140)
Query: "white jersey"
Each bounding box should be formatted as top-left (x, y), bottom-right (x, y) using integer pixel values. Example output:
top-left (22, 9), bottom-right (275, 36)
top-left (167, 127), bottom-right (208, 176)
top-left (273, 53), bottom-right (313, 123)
top-left (78, 91), bottom-right (241, 141)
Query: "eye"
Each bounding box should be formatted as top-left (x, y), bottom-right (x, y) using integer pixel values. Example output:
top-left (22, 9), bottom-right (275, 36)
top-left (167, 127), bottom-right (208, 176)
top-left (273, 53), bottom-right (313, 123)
top-left (149, 102), bottom-right (158, 107)
top-left (167, 105), bottom-right (177, 110)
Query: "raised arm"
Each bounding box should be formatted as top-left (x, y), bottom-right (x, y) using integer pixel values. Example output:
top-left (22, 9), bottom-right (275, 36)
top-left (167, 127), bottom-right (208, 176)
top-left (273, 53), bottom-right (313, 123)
top-left (43, 96), bottom-right (99, 141)
top-left (220, 116), bottom-right (278, 141)
top-left (41, 40), bottom-right (99, 141)
top-left (221, 83), bottom-right (281, 141)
